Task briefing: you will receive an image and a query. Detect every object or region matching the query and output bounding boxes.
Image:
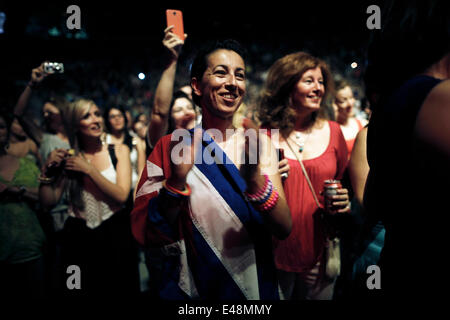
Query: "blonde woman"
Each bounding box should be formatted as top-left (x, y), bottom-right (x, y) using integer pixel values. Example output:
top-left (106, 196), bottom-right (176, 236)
top-left (39, 98), bottom-right (139, 296)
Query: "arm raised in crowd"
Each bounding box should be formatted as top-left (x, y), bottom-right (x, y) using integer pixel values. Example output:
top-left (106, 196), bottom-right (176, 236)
top-left (13, 63), bottom-right (49, 147)
top-left (147, 26), bottom-right (187, 147)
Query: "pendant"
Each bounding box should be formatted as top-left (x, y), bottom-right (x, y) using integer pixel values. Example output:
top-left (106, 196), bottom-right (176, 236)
top-left (298, 142), bottom-right (304, 153)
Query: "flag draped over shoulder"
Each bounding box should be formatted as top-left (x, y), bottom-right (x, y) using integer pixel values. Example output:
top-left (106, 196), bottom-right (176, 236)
top-left (131, 129), bottom-right (279, 300)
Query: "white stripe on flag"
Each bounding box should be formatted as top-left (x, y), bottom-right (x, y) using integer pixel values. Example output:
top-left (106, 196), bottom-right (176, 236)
top-left (136, 160), bottom-right (164, 199)
top-left (187, 166), bottom-right (260, 300)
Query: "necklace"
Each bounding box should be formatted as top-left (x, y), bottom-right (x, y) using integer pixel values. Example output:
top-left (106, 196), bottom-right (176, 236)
top-left (289, 131), bottom-right (311, 153)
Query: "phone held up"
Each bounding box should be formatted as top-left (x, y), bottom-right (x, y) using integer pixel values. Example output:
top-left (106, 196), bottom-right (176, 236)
top-left (44, 62), bottom-right (64, 74)
top-left (166, 9), bottom-right (185, 40)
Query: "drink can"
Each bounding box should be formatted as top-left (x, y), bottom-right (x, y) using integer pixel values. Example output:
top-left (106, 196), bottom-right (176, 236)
top-left (323, 179), bottom-right (342, 211)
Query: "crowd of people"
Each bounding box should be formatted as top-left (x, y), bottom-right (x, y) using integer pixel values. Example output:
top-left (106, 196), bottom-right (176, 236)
top-left (1, 0), bottom-right (448, 302)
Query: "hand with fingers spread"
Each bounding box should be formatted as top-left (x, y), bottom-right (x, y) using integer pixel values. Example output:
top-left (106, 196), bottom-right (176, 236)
top-left (163, 26), bottom-right (187, 61)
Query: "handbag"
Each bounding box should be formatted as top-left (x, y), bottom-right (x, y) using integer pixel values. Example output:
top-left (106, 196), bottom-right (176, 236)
top-left (285, 140), bottom-right (341, 279)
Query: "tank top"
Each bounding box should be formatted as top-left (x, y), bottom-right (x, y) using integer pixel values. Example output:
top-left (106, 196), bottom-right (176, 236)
top-left (68, 154), bottom-right (120, 229)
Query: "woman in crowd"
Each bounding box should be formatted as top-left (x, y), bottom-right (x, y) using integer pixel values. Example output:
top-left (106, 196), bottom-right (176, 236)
top-left (39, 98), bottom-right (139, 296)
top-left (332, 79), bottom-right (367, 156)
top-left (104, 105), bottom-right (146, 192)
top-left (257, 52), bottom-right (350, 300)
top-left (0, 112), bottom-right (46, 298)
top-left (131, 39), bottom-right (292, 300)
top-left (364, 0), bottom-right (450, 299)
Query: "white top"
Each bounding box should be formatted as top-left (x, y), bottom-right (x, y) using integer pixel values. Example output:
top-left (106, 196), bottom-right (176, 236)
top-left (68, 156), bottom-right (120, 229)
top-left (106, 134), bottom-right (139, 189)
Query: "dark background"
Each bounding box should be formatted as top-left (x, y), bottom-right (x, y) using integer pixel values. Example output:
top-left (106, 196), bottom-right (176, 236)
top-left (0, 0), bottom-right (381, 114)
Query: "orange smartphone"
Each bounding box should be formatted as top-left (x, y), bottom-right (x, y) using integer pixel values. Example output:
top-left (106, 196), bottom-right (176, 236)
top-left (166, 9), bottom-right (185, 40)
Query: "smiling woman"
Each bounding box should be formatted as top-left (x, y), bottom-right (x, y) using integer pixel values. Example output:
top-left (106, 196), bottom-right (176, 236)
top-left (38, 98), bottom-right (140, 297)
top-left (131, 39), bottom-right (292, 300)
top-left (257, 52), bottom-right (350, 300)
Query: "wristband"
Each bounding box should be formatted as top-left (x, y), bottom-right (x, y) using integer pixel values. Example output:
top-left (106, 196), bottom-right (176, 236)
top-left (38, 174), bottom-right (55, 184)
top-left (163, 179), bottom-right (192, 197)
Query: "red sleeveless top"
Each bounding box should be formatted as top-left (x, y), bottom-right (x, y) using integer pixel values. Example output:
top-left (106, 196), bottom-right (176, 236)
top-left (270, 121), bottom-right (348, 273)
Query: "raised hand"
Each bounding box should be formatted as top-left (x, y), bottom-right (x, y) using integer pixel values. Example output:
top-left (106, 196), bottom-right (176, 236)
top-left (167, 128), bottom-right (202, 190)
top-left (30, 63), bottom-right (48, 86)
top-left (240, 118), bottom-right (265, 187)
top-left (163, 26), bottom-right (187, 61)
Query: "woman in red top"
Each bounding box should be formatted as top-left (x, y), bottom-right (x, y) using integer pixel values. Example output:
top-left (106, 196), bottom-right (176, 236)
top-left (258, 52), bottom-right (350, 300)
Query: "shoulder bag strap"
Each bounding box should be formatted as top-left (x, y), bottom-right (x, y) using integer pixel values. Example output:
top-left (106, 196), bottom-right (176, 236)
top-left (285, 139), bottom-right (322, 209)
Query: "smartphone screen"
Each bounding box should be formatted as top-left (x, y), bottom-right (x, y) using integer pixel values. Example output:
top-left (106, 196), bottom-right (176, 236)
top-left (166, 9), bottom-right (185, 40)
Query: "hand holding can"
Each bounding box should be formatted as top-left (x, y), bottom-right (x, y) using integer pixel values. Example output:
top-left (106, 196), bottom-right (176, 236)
top-left (323, 180), bottom-right (350, 214)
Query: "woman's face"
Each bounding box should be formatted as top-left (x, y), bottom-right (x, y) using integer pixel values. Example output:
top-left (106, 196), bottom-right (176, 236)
top-left (43, 102), bottom-right (63, 132)
top-left (133, 121), bottom-right (147, 139)
top-left (107, 108), bottom-right (125, 132)
top-left (137, 114), bottom-right (148, 124)
top-left (334, 86), bottom-right (355, 119)
top-left (192, 49), bottom-right (246, 120)
top-left (78, 104), bottom-right (103, 138)
top-left (291, 67), bottom-right (325, 112)
top-left (171, 97), bottom-right (196, 130)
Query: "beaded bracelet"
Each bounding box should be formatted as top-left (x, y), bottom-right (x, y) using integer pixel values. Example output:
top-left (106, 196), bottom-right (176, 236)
top-left (244, 174), bottom-right (269, 202)
top-left (163, 179), bottom-right (192, 197)
top-left (244, 174), bottom-right (279, 213)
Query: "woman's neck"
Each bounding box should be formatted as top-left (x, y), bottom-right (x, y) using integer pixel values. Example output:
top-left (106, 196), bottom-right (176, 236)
top-left (424, 54), bottom-right (450, 80)
top-left (293, 111), bottom-right (315, 132)
top-left (80, 136), bottom-right (103, 154)
top-left (111, 130), bottom-right (125, 142)
top-left (337, 114), bottom-right (349, 126)
top-left (201, 112), bottom-right (235, 140)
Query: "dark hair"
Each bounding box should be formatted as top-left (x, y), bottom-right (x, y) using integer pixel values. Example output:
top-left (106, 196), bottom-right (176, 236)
top-left (334, 79), bottom-right (351, 93)
top-left (44, 96), bottom-right (70, 133)
top-left (167, 90), bottom-right (195, 133)
top-left (365, 0), bottom-right (450, 103)
top-left (190, 39), bottom-right (248, 106)
top-left (103, 105), bottom-right (133, 150)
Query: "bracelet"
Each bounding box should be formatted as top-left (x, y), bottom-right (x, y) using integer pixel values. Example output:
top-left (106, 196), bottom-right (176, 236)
top-left (244, 174), bottom-right (280, 213)
top-left (244, 174), bottom-right (270, 202)
top-left (163, 179), bottom-right (192, 197)
top-left (38, 174), bottom-right (55, 184)
top-left (160, 187), bottom-right (183, 200)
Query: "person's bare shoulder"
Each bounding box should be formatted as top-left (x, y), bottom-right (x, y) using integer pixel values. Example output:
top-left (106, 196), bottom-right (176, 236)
top-left (415, 79), bottom-right (450, 158)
